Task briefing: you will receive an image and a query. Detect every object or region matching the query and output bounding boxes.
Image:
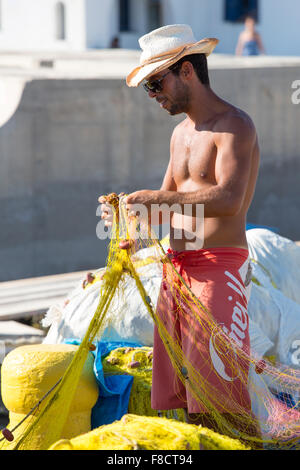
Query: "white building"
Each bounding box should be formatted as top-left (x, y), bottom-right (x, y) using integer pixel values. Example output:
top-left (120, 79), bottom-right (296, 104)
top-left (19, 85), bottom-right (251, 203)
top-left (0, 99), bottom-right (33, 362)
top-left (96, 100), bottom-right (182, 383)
top-left (0, 0), bottom-right (299, 55)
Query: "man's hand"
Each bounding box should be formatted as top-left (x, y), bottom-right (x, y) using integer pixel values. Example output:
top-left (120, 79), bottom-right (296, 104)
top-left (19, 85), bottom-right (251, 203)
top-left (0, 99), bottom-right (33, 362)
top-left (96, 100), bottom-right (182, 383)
top-left (124, 189), bottom-right (159, 213)
top-left (123, 190), bottom-right (161, 223)
top-left (98, 193), bottom-right (125, 227)
top-left (98, 195), bottom-right (114, 227)
top-left (98, 189), bottom-right (162, 228)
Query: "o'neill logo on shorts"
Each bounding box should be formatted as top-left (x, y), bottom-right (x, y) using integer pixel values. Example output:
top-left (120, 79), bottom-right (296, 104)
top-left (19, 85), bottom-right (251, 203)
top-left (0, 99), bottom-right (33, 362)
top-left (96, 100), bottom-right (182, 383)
top-left (209, 270), bottom-right (249, 382)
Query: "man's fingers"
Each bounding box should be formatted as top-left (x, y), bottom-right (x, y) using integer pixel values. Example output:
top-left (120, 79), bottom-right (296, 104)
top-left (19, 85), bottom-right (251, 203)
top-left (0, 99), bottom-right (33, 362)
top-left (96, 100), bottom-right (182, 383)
top-left (98, 198), bottom-right (114, 228)
top-left (99, 192), bottom-right (135, 226)
top-left (99, 193), bottom-right (126, 203)
top-left (100, 202), bottom-right (110, 210)
top-left (104, 220), bottom-right (113, 227)
top-left (101, 209), bottom-right (114, 221)
top-left (100, 207), bottom-right (113, 222)
top-left (101, 211), bottom-right (113, 227)
top-left (101, 211), bottom-right (112, 220)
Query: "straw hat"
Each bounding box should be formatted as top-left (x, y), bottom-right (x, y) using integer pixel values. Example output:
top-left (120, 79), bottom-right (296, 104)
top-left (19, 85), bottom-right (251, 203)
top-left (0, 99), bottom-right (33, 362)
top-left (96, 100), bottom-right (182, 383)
top-left (126, 24), bottom-right (219, 88)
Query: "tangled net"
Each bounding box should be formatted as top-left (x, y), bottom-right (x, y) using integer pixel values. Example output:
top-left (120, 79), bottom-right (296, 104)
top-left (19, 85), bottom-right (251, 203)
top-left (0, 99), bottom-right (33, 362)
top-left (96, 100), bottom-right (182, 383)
top-left (1, 193), bottom-right (300, 450)
top-left (49, 414), bottom-right (249, 450)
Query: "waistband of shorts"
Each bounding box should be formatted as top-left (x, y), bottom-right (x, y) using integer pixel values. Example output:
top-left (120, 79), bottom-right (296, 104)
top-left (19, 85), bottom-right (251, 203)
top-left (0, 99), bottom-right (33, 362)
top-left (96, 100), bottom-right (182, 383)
top-left (167, 246), bottom-right (249, 265)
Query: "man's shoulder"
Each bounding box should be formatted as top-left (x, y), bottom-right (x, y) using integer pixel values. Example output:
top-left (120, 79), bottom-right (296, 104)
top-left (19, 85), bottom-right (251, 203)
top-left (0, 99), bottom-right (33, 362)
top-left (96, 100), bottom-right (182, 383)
top-left (213, 106), bottom-right (256, 142)
top-left (170, 117), bottom-right (189, 139)
top-left (174, 117), bottom-right (189, 131)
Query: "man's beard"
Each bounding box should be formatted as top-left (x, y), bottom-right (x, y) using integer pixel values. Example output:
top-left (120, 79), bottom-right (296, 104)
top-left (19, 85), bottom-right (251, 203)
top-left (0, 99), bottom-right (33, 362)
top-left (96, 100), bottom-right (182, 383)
top-left (167, 81), bottom-right (191, 115)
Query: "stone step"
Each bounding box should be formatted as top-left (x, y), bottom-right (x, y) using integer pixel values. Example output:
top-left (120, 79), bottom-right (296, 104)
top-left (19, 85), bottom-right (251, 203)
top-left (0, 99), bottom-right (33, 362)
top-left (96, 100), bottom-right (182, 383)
top-left (0, 320), bottom-right (45, 360)
top-left (0, 270), bottom-right (90, 321)
top-left (0, 320), bottom-right (45, 338)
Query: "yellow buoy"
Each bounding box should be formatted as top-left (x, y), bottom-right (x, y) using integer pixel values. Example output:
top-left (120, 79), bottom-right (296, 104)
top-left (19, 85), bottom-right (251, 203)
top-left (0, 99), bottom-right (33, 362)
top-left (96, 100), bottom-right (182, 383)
top-left (1, 344), bottom-right (99, 450)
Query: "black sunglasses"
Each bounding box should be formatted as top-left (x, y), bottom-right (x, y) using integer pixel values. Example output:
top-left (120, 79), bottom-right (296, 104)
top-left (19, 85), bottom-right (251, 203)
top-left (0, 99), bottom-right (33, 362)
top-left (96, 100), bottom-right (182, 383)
top-left (143, 70), bottom-right (173, 94)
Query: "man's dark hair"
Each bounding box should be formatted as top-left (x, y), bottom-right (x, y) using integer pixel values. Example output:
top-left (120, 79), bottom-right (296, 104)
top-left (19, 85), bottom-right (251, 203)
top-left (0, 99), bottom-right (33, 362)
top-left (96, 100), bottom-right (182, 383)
top-left (244, 13), bottom-right (256, 22)
top-left (169, 53), bottom-right (210, 86)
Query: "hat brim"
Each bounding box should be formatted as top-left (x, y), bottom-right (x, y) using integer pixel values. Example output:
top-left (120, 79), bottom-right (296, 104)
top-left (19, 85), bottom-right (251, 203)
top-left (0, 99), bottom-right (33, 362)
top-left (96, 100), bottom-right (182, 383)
top-left (126, 38), bottom-right (219, 88)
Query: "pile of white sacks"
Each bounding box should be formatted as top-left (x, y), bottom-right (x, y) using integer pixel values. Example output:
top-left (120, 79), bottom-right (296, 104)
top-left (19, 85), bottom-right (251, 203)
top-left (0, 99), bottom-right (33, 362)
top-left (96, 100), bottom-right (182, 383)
top-left (42, 229), bottom-right (300, 438)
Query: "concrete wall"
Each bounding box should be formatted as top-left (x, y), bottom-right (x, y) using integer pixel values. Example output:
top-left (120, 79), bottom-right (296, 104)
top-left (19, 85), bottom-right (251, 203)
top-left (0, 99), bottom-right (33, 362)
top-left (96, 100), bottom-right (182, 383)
top-left (0, 77), bottom-right (180, 281)
top-left (0, 63), bottom-right (299, 281)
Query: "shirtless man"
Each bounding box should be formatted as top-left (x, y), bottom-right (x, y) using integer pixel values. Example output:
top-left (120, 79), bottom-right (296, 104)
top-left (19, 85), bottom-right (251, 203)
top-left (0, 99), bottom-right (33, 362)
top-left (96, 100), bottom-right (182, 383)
top-left (124, 62), bottom-right (259, 252)
top-left (100, 25), bottom-right (260, 440)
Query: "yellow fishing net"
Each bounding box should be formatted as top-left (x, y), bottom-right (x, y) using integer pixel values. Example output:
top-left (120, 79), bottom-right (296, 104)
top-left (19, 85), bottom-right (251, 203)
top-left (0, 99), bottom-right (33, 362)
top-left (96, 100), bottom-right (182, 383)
top-left (49, 414), bottom-right (249, 450)
top-left (1, 193), bottom-right (300, 450)
top-left (102, 346), bottom-right (184, 420)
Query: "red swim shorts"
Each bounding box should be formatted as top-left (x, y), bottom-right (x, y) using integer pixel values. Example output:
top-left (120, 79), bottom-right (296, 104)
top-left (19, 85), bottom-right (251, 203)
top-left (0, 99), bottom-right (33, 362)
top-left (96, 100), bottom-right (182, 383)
top-left (151, 247), bottom-right (252, 414)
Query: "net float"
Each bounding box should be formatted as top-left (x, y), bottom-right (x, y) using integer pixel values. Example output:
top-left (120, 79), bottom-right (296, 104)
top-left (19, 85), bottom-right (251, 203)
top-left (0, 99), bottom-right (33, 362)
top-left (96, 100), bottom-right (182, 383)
top-left (2, 428), bottom-right (14, 442)
top-left (86, 272), bottom-right (95, 284)
top-left (119, 240), bottom-right (132, 250)
top-left (255, 360), bottom-right (266, 375)
top-left (107, 357), bottom-right (119, 365)
top-left (181, 367), bottom-right (189, 379)
top-left (129, 361), bottom-right (140, 368)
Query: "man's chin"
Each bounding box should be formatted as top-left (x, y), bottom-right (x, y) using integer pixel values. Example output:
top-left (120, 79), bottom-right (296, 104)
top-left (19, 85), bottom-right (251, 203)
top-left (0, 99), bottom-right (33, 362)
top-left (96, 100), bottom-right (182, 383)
top-left (167, 107), bottom-right (184, 116)
top-left (159, 100), bottom-right (185, 116)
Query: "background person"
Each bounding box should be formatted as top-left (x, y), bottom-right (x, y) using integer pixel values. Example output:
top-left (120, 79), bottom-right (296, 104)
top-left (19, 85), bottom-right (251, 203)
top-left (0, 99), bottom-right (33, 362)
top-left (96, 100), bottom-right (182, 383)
top-left (235, 15), bottom-right (265, 56)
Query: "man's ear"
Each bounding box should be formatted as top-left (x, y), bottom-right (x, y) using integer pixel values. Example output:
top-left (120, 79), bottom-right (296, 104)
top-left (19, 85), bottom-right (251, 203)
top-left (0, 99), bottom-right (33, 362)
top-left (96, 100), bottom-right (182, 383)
top-left (180, 61), bottom-right (194, 79)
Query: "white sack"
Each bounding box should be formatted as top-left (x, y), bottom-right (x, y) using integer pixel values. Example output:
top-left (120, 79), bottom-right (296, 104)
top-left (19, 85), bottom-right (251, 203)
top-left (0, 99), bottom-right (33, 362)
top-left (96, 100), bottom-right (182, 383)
top-left (246, 228), bottom-right (300, 304)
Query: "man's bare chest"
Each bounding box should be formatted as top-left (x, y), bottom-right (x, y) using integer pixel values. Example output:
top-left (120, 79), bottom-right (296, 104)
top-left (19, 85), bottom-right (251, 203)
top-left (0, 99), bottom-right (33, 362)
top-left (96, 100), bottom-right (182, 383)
top-left (172, 131), bottom-right (217, 185)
